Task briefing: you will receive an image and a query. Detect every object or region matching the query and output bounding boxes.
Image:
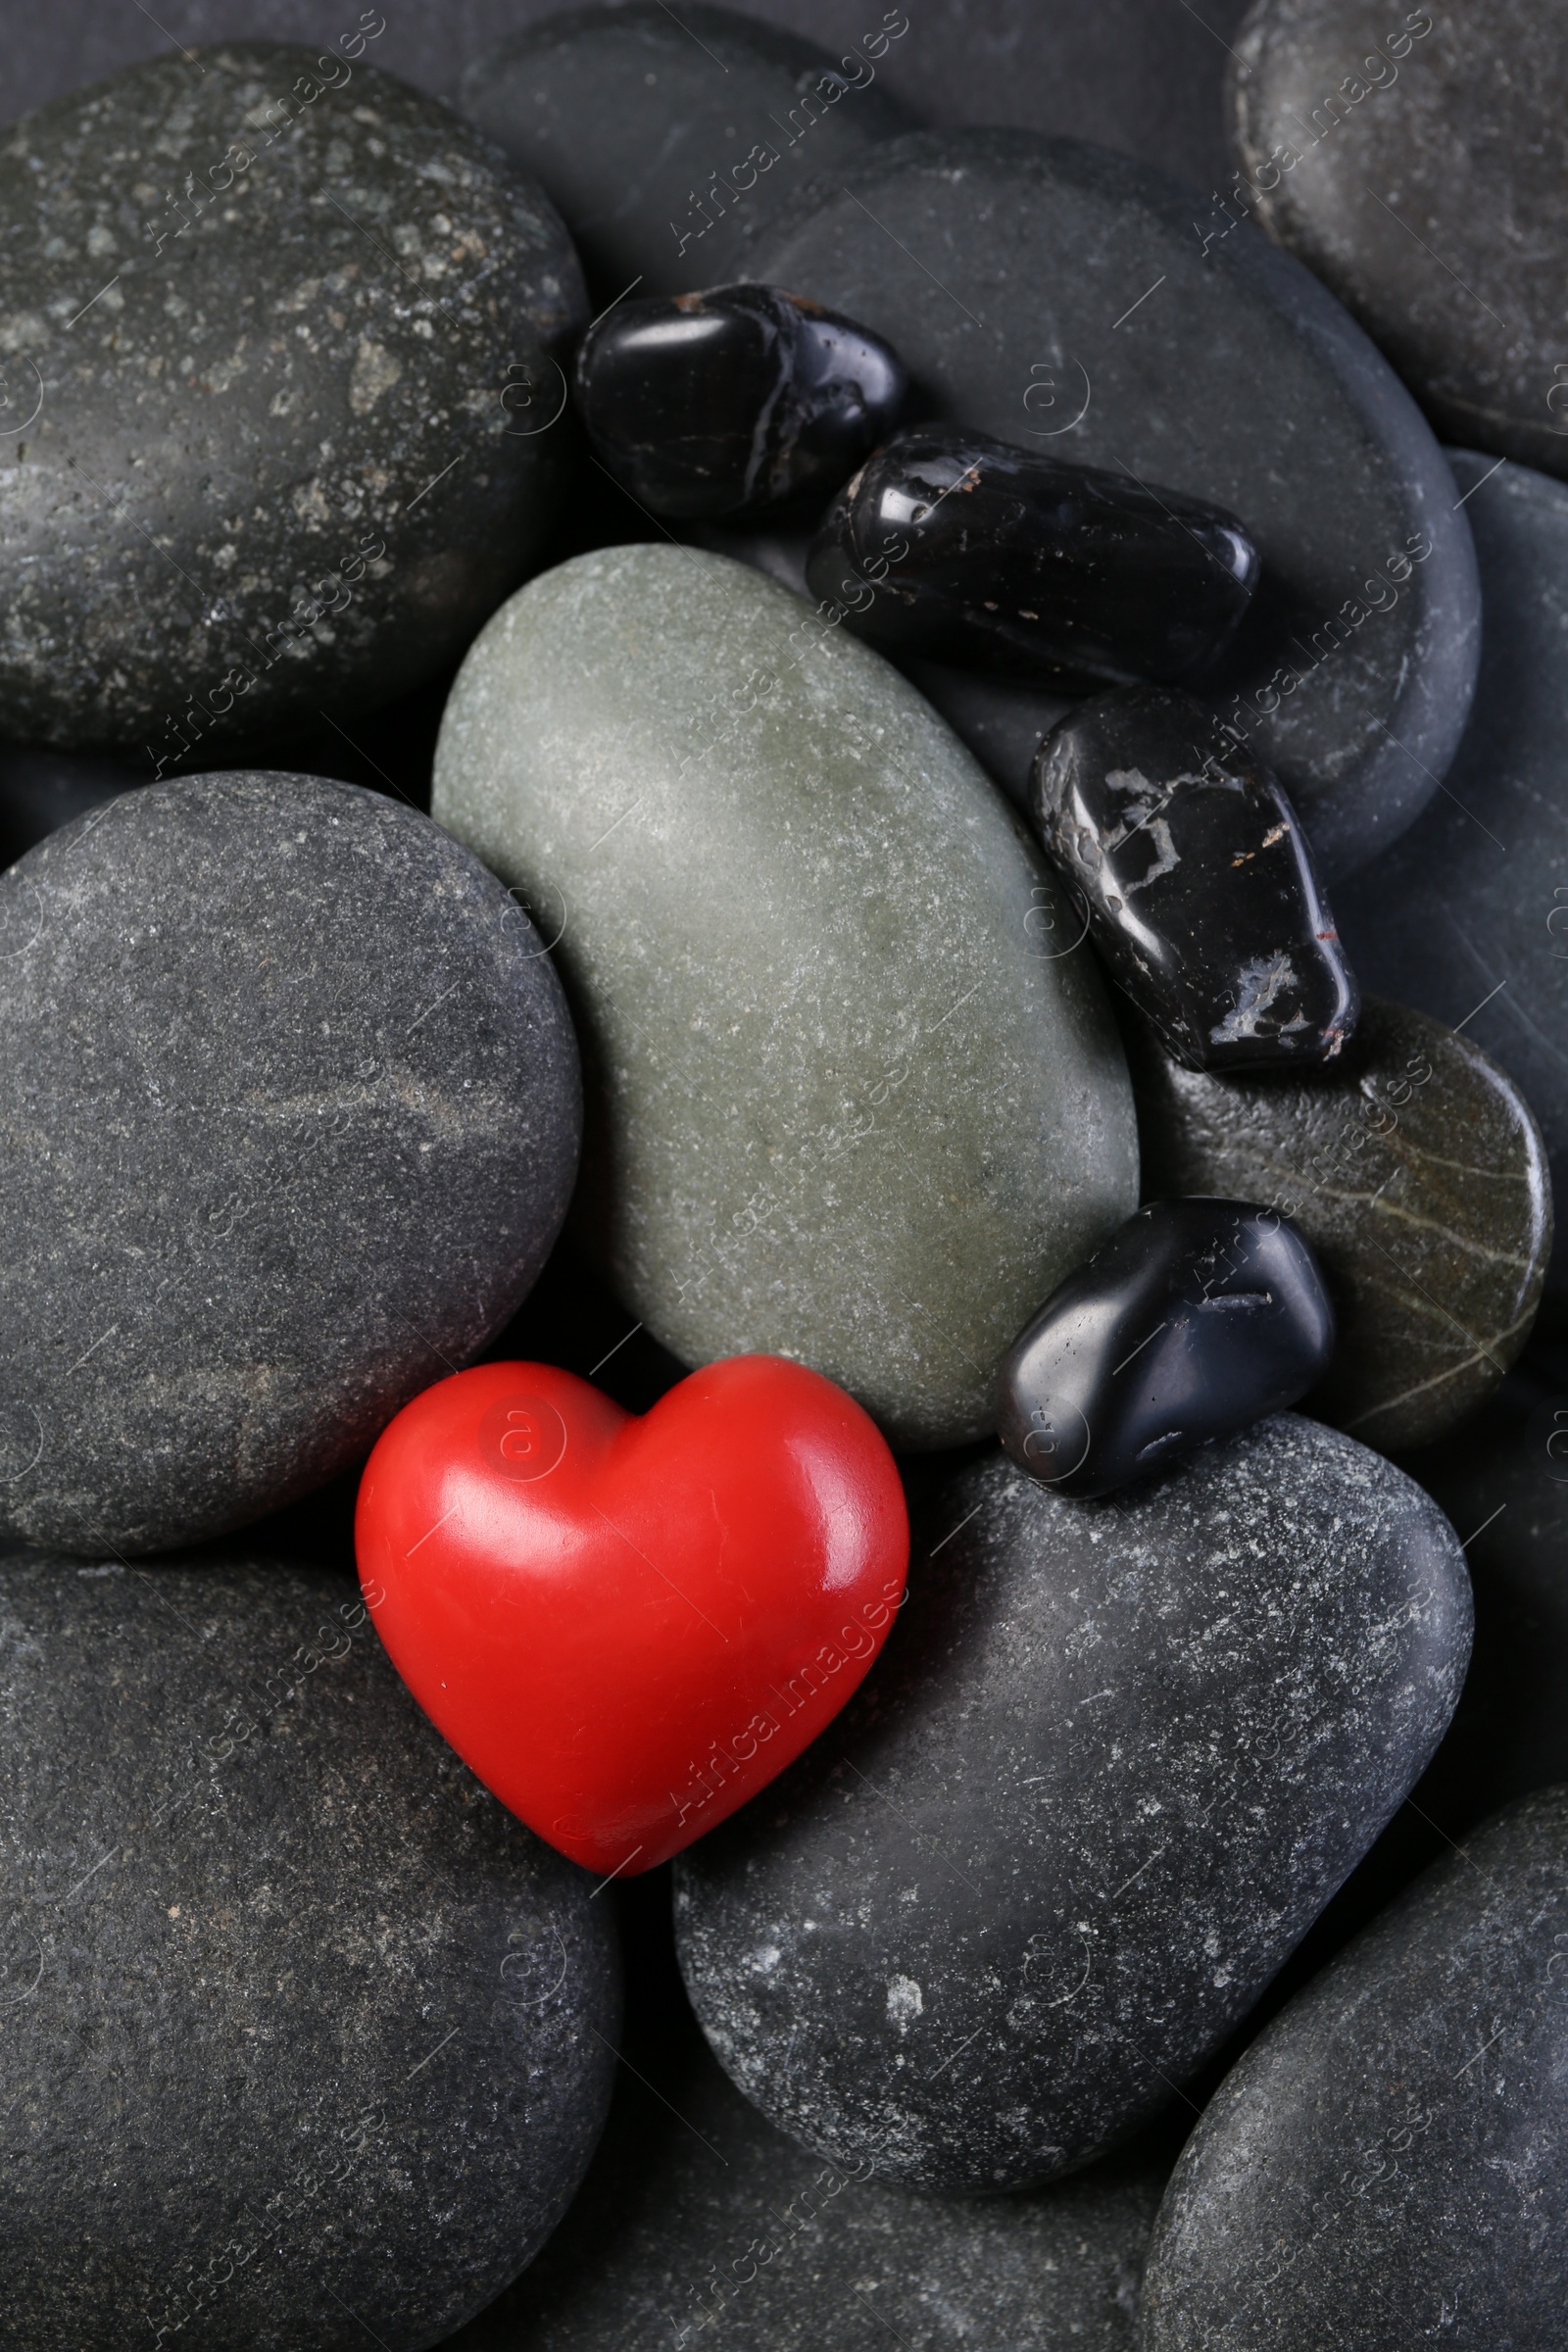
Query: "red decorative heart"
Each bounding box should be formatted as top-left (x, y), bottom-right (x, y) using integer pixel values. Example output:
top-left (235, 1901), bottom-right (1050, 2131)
top-left (355, 1356), bottom-right (909, 1875)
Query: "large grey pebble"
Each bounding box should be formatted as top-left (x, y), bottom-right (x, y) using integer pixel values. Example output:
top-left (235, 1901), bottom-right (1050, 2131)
top-left (431, 541), bottom-right (1138, 1450)
top-left (457, 2), bottom-right (912, 301)
top-left (451, 2005), bottom-right (1172, 2350)
top-left (1138, 1786), bottom-right (1568, 2351)
top-left (746, 127), bottom-right (1479, 878)
top-left (1230, 0), bottom-right (1568, 480)
top-left (0, 43), bottom-right (585, 753)
top-left (675, 1418), bottom-right (1470, 2191)
top-left (0, 1551), bottom-right (619, 2352)
top-left (0, 771), bottom-right (579, 1554)
top-left (1335, 452), bottom-right (1568, 1298)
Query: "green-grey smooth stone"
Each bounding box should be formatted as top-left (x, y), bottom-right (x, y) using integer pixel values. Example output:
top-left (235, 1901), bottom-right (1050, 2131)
top-left (432, 543), bottom-right (1139, 1448)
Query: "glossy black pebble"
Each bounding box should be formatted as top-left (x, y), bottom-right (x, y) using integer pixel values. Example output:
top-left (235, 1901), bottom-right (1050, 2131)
top-left (574, 283), bottom-right (906, 520)
top-left (1032, 688), bottom-right (1358, 1069)
top-left (998, 1197), bottom-right (1335, 1497)
top-left (804, 424), bottom-right (1260, 688)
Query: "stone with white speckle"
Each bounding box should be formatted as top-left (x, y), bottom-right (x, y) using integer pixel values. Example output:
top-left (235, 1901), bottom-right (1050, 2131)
top-left (674, 1417), bottom-right (1471, 2190)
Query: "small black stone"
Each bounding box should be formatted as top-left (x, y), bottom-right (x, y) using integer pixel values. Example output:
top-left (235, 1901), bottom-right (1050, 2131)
top-left (998, 1198), bottom-right (1335, 1497)
top-left (1032, 688), bottom-right (1359, 1069)
top-left (806, 425), bottom-right (1259, 689)
top-left (575, 284), bottom-right (906, 520)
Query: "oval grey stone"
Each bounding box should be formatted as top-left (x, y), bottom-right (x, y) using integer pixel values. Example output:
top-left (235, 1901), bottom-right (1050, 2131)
top-left (1139, 1786), bottom-right (1568, 2352)
top-left (1335, 452), bottom-right (1568, 1300)
top-left (431, 542), bottom-right (1138, 1449)
top-left (746, 127), bottom-right (1480, 878)
top-left (1230, 0), bottom-right (1568, 481)
top-left (674, 1418), bottom-right (1471, 2191)
top-left (0, 43), bottom-right (586, 752)
top-left (0, 1550), bottom-right (619, 2352)
top-left (0, 771), bottom-right (580, 1554)
top-left (456, 3), bottom-right (912, 301)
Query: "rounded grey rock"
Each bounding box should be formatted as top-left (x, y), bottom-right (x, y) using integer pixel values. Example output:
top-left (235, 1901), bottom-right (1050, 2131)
top-left (1139, 1786), bottom-right (1568, 2352)
top-left (451, 2006), bottom-right (1170, 2351)
top-left (747, 126), bottom-right (1481, 878)
top-left (0, 1550), bottom-right (619, 2352)
top-left (1230, 0), bottom-right (1568, 480)
top-left (431, 542), bottom-right (1139, 1450)
top-left (1334, 453), bottom-right (1568, 1299)
top-left (674, 1418), bottom-right (1471, 2191)
top-left (456, 3), bottom-right (912, 302)
top-left (0, 770), bottom-right (580, 1554)
top-left (0, 43), bottom-right (586, 753)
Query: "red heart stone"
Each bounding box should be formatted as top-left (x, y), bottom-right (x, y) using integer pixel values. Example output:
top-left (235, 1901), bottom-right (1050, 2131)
top-left (355, 1355), bottom-right (909, 1876)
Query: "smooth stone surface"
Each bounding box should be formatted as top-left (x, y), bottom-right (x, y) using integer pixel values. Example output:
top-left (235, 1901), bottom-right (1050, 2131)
top-left (432, 544), bottom-right (1139, 1450)
top-left (748, 127), bottom-right (1480, 878)
top-left (0, 43), bottom-right (585, 753)
top-left (807, 424), bottom-right (1259, 688)
top-left (0, 771), bottom-right (579, 1554)
top-left (1335, 453), bottom-right (1568, 1299)
top-left (457, 4), bottom-right (913, 301)
top-left (1032, 688), bottom-right (1357, 1069)
top-left (0, 1551), bottom-right (619, 2352)
top-left (1230, 1), bottom-right (1568, 480)
top-left (452, 2000), bottom-right (1173, 2351)
top-left (998, 1198), bottom-right (1335, 1495)
top-left (1140, 1787), bottom-right (1568, 2352)
top-left (675, 1419), bottom-right (1470, 2191)
top-left (0, 739), bottom-right (136, 866)
top-left (576, 282), bottom-right (906, 519)
top-left (1131, 996), bottom-right (1552, 1451)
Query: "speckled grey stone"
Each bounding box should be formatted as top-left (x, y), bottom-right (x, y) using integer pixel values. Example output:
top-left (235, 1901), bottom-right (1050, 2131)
top-left (1129, 995), bottom-right (1552, 1450)
top-left (450, 2005), bottom-right (1172, 2352)
top-left (1138, 1786), bottom-right (1568, 2352)
top-left (1335, 454), bottom-right (1568, 1302)
top-left (0, 43), bottom-right (586, 753)
top-left (456, 3), bottom-right (912, 303)
top-left (0, 770), bottom-right (579, 1554)
top-left (747, 127), bottom-right (1480, 879)
top-left (431, 542), bottom-right (1139, 1449)
top-left (0, 1550), bottom-right (619, 2352)
top-left (674, 1418), bottom-right (1470, 2191)
top-left (1230, 1), bottom-right (1568, 481)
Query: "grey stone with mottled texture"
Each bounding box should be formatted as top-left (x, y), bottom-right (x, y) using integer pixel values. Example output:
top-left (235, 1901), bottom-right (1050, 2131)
top-left (748, 128), bottom-right (1480, 878)
top-left (456, 3), bottom-right (912, 302)
top-left (0, 1551), bottom-right (619, 2352)
top-left (1139, 1787), bottom-right (1568, 2352)
top-left (0, 771), bottom-right (579, 1554)
top-left (1335, 454), bottom-right (1568, 1301)
top-left (0, 43), bottom-right (585, 754)
top-left (675, 1419), bottom-right (1470, 2191)
top-left (431, 542), bottom-right (1139, 1450)
top-left (451, 2008), bottom-right (1170, 2351)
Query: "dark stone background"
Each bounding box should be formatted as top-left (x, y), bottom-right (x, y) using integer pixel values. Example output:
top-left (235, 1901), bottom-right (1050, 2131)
top-left (0, 1), bottom-right (1250, 200)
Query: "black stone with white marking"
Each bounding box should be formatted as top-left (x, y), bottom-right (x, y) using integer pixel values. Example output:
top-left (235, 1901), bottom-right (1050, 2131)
top-left (1031, 689), bottom-right (1358, 1068)
top-left (675, 1419), bottom-right (1469, 2191)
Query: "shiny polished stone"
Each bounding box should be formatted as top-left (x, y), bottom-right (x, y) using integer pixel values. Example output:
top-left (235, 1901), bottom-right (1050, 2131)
top-left (998, 1198), bottom-right (1335, 1497)
top-left (805, 425), bottom-right (1259, 688)
top-left (575, 283), bottom-right (906, 520)
top-left (1032, 688), bottom-right (1358, 1069)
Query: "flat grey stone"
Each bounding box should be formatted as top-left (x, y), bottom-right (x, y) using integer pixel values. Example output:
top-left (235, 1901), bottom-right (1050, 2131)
top-left (1334, 453), bottom-right (1568, 1298)
top-left (431, 542), bottom-right (1138, 1450)
top-left (746, 127), bottom-right (1481, 878)
top-left (456, 3), bottom-right (912, 302)
top-left (0, 43), bottom-right (585, 752)
top-left (0, 771), bottom-right (579, 1554)
top-left (1139, 1786), bottom-right (1568, 2352)
top-left (674, 1418), bottom-right (1470, 2191)
top-left (1230, 0), bottom-right (1568, 480)
top-left (0, 1550), bottom-right (619, 2352)
top-left (450, 2005), bottom-right (1172, 2351)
